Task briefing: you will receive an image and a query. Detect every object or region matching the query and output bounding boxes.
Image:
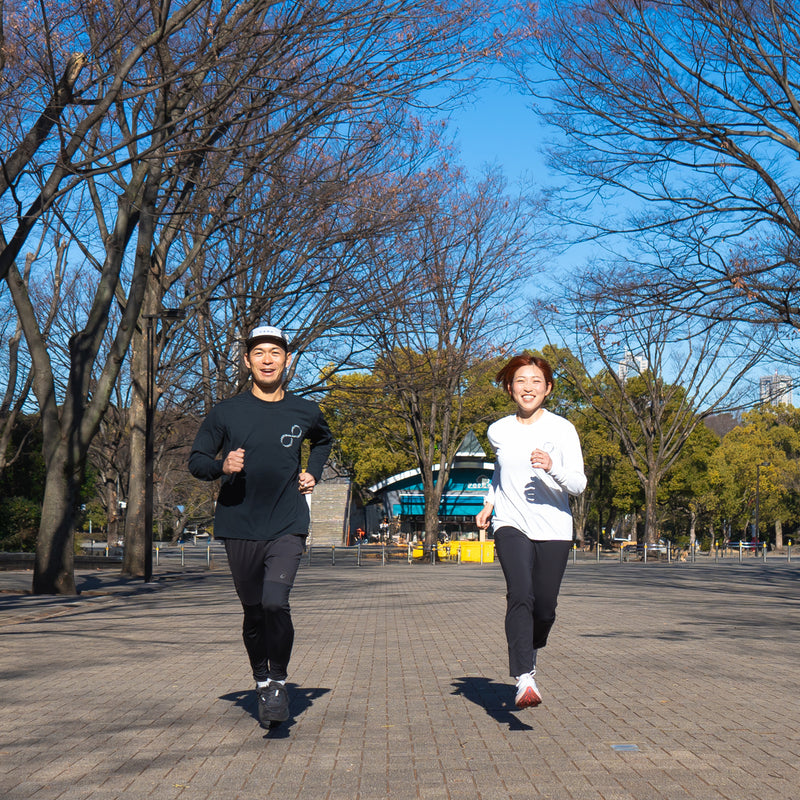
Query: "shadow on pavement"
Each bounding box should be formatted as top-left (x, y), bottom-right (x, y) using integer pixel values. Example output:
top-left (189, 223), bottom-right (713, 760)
top-left (451, 676), bottom-right (533, 731)
top-left (219, 684), bottom-right (330, 739)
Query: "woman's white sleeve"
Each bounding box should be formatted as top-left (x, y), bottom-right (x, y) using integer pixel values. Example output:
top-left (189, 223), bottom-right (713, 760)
top-left (548, 425), bottom-right (587, 496)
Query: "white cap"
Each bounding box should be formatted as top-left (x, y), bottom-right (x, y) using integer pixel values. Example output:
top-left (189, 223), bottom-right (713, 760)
top-left (246, 325), bottom-right (288, 351)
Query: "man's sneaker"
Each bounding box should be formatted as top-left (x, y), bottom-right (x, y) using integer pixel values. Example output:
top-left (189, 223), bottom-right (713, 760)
top-left (257, 681), bottom-right (290, 724)
top-left (514, 672), bottom-right (542, 709)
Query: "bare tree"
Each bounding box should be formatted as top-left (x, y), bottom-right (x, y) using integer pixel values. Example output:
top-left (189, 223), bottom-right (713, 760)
top-left (537, 277), bottom-right (766, 544)
top-left (518, 1), bottom-right (800, 340)
top-left (2, 1), bottom-right (507, 592)
top-left (353, 169), bottom-right (537, 548)
top-left (0, 228), bottom-right (67, 479)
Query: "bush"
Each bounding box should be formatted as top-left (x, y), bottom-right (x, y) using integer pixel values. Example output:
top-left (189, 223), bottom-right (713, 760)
top-left (0, 496), bottom-right (41, 552)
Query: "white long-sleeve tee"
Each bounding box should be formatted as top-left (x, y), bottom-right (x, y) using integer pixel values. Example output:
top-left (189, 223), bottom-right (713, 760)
top-left (485, 410), bottom-right (586, 541)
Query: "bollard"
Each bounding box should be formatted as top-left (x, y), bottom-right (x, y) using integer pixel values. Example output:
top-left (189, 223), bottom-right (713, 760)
top-left (763, 542), bottom-right (767, 562)
top-left (331, 544), bottom-right (335, 566)
top-left (788, 543), bottom-right (792, 562)
top-left (382, 546), bottom-right (386, 566)
top-left (181, 545), bottom-right (185, 566)
top-left (738, 540), bottom-right (743, 563)
top-left (357, 543), bottom-right (362, 567)
top-left (480, 544), bottom-right (484, 565)
top-left (643, 543), bottom-right (648, 563)
top-left (155, 546), bottom-right (159, 566)
top-left (573, 543), bottom-right (578, 565)
top-left (408, 543), bottom-right (412, 564)
top-left (207, 545), bottom-right (211, 567)
top-left (596, 540), bottom-right (600, 562)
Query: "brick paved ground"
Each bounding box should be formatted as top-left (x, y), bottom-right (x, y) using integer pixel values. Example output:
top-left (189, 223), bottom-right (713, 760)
top-left (1, 552), bottom-right (799, 800)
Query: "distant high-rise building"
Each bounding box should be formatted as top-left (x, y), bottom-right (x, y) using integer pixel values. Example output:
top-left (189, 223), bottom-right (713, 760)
top-left (759, 372), bottom-right (793, 406)
top-left (618, 351), bottom-right (649, 381)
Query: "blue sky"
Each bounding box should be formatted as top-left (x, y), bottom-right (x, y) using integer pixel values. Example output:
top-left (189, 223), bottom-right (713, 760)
top-left (447, 81), bottom-right (551, 186)
top-left (445, 83), bottom-right (792, 403)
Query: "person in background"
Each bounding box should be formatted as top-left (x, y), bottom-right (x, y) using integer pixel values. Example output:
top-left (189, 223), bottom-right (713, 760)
top-left (189, 325), bottom-right (332, 727)
top-left (476, 354), bottom-right (586, 709)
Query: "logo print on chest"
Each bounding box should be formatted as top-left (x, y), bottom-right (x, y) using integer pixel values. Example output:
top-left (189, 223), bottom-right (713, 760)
top-left (280, 425), bottom-right (303, 447)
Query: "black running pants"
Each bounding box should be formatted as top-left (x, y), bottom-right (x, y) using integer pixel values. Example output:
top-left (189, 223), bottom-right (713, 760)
top-left (223, 535), bottom-right (306, 682)
top-left (493, 527), bottom-right (572, 678)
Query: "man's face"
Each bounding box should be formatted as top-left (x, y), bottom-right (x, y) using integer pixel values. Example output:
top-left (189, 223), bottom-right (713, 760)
top-left (244, 341), bottom-right (290, 389)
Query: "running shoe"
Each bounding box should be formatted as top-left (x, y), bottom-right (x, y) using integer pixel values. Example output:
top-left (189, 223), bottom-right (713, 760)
top-left (514, 672), bottom-right (542, 708)
top-left (257, 681), bottom-right (290, 724)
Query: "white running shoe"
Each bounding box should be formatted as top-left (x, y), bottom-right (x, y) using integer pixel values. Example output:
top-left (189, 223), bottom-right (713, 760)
top-left (514, 672), bottom-right (542, 708)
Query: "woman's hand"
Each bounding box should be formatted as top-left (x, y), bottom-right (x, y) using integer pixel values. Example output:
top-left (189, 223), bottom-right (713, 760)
top-left (530, 448), bottom-right (552, 472)
top-left (476, 504), bottom-right (493, 530)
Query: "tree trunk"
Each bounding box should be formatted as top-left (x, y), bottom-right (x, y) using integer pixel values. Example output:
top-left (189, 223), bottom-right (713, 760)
top-left (643, 473), bottom-right (659, 545)
top-left (775, 519), bottom-right (783, 550)
top-left (424, 502), bottom-right (440, 554)
top-left (32, 446), bottom-right (78, 595)
top-left (122, 328), bottom-right (148, 576)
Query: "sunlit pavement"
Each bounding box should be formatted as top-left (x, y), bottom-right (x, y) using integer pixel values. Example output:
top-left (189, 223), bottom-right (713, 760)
top-left (1, 556), bottom-right (799, 799)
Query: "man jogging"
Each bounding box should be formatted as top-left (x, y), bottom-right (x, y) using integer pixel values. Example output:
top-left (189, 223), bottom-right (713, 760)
top-left (188, 325), bottom-right (332, 726)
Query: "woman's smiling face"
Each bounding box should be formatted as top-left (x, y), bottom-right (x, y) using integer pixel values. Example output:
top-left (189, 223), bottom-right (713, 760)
top-left (509, 364), bottom-right (552, 418)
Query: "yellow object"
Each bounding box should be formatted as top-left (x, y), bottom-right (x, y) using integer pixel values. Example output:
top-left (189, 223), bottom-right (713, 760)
top-left (411, 542), bottom-right (495, 562)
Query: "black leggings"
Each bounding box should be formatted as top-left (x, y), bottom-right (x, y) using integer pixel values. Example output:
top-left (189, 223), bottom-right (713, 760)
top-left (223, 535), bottom-right (305, 682)
top-left (493, 527), bottom-right (572, 678)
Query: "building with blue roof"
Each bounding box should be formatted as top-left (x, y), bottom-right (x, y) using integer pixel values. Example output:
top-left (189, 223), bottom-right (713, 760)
top-left (366, 432), bottom-right (495, 542)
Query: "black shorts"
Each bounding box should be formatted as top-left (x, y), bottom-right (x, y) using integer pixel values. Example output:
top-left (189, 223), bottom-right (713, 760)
top-left (223, 535), bottom-right (306, 606)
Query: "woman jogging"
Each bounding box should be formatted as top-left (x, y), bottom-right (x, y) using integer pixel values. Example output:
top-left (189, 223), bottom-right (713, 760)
top-left (476, 354), bottom-right (586, 709)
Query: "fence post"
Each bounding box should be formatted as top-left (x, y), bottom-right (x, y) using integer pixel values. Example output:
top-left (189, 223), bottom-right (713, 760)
top-left (357, 542), bottom-right (362, 567)
top-left (738, 540), bottom-right (743, 563)
top-left (596, 540), bottom-right (600, 562)
top-left (382, 546), bottom-right (386, 566)
top-left (408, 543), bottom-right (412, 564)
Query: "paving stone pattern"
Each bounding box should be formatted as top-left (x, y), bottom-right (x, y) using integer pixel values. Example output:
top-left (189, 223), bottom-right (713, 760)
top-left (1, 557), bottom-right (799, 800)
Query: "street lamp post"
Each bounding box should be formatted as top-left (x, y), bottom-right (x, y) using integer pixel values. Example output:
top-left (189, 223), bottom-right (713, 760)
top-left (144, 308), bottom-right (185, 582)
top-left (755, 460), bottom-right (769, 555)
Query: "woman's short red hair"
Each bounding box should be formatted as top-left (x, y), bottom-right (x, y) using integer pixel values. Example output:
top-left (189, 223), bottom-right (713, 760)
top-left (496, 354), bottom-right (554, 394)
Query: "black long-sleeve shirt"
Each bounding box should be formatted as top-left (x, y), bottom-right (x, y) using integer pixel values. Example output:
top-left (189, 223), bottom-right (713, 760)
top-left (188, 390), bottom-right (333, 540)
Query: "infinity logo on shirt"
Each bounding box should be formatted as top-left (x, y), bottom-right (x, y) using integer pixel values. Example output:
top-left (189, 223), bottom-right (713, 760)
top-left (280, 425), bottom-right (303, 448)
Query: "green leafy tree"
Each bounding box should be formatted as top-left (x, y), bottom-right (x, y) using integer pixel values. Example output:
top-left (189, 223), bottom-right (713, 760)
top-left (708, 407), bottom-right (800, 544)
top-left (659, 423), bottom-right (720, 548)
top-left (324, 357), bottom-right (509, 508)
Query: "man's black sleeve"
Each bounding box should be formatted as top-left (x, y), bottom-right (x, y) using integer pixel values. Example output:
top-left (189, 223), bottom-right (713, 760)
top-left (188, 408), bottom-right (226, 481)
top-left (305, 409), bottom-right (333, 481)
